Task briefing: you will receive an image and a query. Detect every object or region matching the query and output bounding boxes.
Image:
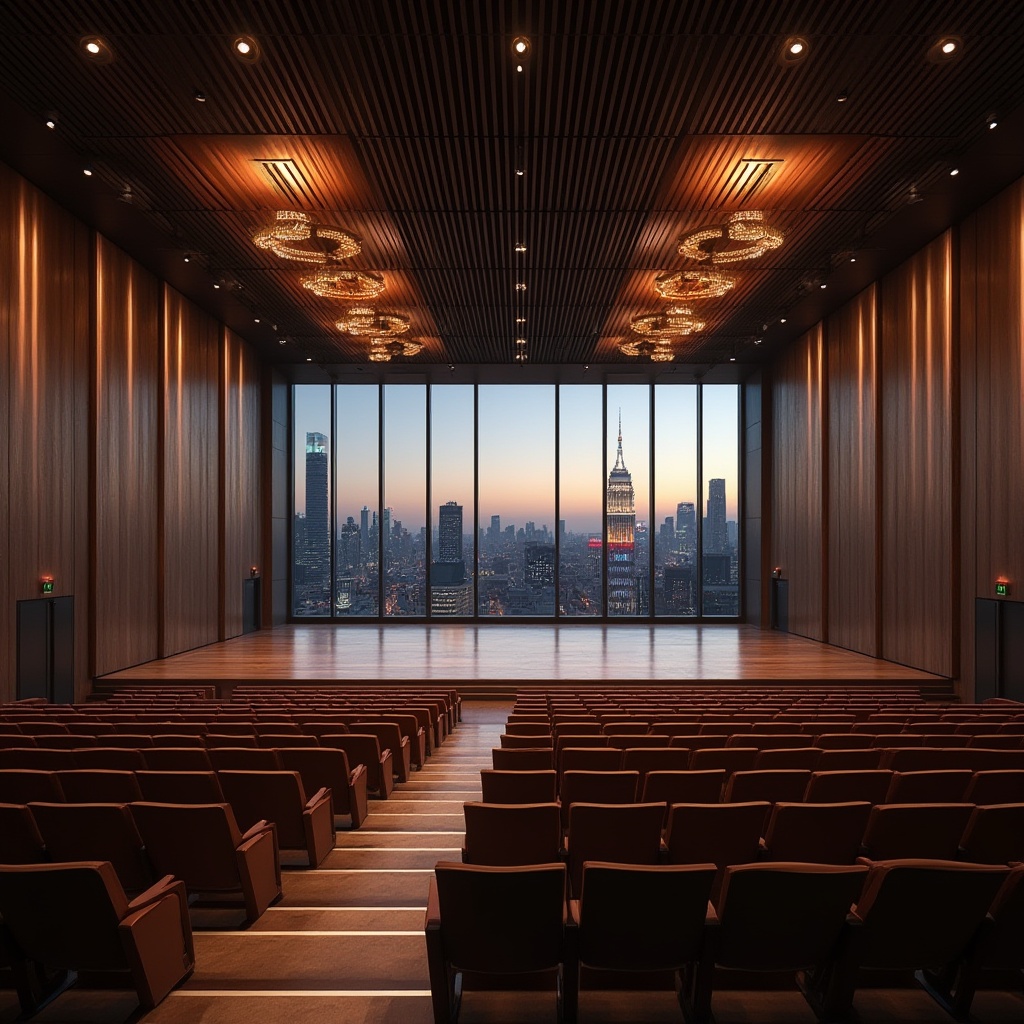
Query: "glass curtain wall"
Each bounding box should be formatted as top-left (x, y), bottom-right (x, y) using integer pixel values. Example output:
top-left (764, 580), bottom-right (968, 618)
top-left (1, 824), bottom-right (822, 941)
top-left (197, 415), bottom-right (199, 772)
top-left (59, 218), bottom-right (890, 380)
top-left (291, 382), bottom-right (739, 621)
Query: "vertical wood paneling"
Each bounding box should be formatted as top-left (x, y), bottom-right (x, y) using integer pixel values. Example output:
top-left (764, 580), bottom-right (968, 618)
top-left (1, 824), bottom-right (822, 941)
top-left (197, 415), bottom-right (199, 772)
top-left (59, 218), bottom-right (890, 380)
top-left (0, 165), bottom-right (13, 698)
top-left (1, 166), bottom-right (91, 700)
top-left (93, 237), bottom-right (161, 674)
top-left (880, 233), bottom-right (954, 676)
top-left (827, 285), bottom-right (878, 655)
top-left (162, 287), bottom-right (220, 657)
top-left (770, 324), bottom-right (825, 641)
top-left (222, 328), bottom-right (263, 639)
top-left (959, 179), bottom-right (1024, 696)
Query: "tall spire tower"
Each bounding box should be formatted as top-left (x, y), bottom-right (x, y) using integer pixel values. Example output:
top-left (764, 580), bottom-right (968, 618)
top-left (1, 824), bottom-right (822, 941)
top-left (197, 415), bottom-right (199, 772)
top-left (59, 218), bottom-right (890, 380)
top-left (606, 409), bottom-right (637, 614)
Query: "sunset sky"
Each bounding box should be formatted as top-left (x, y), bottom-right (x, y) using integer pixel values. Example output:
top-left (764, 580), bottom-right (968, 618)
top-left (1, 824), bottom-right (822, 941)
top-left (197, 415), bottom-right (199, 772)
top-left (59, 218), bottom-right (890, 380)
top-left (294, 383), bottom-right (739, 535)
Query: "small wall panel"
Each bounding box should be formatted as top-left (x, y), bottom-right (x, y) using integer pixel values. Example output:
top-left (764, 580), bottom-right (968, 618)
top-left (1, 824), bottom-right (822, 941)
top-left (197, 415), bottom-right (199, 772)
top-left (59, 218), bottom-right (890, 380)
top-left (880, 233), bottom-right (954, 677)
top-left (2, 168), bottom-right (91, 700)
top-left (162, 286), bottom-right (220, 657)
top-left (770, 324), bottom-right (825, 641)
top-left (827, 285), bottom-right (878, 655)
top-left (222, 327), bottom-right (263, 639)
top-left (93, 236), bottom-right (161, 674)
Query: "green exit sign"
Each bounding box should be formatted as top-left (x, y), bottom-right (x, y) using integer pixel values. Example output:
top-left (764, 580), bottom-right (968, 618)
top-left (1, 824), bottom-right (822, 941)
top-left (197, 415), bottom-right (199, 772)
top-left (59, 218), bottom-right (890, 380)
top-left (41, 579), bottom-right (54, 595)
top-left (995, 581), bottom-right (1011, 597)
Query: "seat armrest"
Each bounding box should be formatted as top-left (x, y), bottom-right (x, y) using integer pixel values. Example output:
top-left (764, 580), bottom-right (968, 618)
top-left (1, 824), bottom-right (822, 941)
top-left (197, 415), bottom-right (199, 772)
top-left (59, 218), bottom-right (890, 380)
top-left (240, 818), bottom-right (273, 843)
top-left (305, 786), bottom-right (331, 811)
top-left (349, 763), bottom-right (367, 786)
top-left (127, 875), bottom-right (181, 912)
top-left (425, 875), bottom-right (441, 930)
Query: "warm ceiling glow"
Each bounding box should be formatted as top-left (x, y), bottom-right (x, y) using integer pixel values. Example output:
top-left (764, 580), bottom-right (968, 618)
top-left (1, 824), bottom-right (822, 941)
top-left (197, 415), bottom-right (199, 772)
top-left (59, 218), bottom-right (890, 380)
top-left (512, 36), bottom-right (531, 57)
top-left (678, 211), bottom-right (784, 264)
top-left (780, 36), bottom-right (809, 64)
top-left (336, 309), bottom-right (410, 337)
top-left (301, 267), bottom-right (385, 301)
top-left (80, 36), bottom-right (114, 62)
top-left (655, 268), bottom-right (736, 301)
top-left (252, 211), bottom-right (361, 263)
top-left (233, 35), bottom-right (261, 61)
top-left (928, 36), bottom-right (962, 62)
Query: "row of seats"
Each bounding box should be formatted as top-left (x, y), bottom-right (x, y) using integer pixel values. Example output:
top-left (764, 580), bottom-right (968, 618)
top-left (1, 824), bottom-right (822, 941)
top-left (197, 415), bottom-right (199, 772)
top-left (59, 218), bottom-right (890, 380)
top-left (425, 858), bottom-right (1024, 1024)
top-left (1, 800), bottom-right (282, 923)
top-left (0, 761), bottom-right (363, 831)
top-left (461, 799), bottom-right (1024, 895)
top-left (482, 765), bottom-right (1024, 808)
top-left (505, 720), bottom-right (1024, 737)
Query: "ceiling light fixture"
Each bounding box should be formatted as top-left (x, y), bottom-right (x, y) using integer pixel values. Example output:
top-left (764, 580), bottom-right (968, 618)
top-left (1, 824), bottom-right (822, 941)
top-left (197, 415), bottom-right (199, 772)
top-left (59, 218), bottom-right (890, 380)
top-left (193, 90), bottom-right (207, 103)
top-left (368, 338), bottom-right (422, 362)
top-left (512, 36), bottom-right (531, 58)
top-left (81, 36), bottom-right (114, 63)
top-left (253, 211), bottom-right (361, 263)
top-left (780, 36), bottom-right (809, 64)
top-left (837, 91), bottom-right (849, 103)
top-left (515, 242), bottom-right (527, 253)
top-left (301, 267), bottom-right (385, 301)
top-left (949, 167), bottom-right (960, 176)
top-left (336, 309), bottom-right (410, 338)
top-left (82, 166), bottom-right (93, 177)
top-left (928, 36), bottom-right (962, 62)
top-left (233, 36), bottom-right (261, 62)
top-left (618, 338), bottom-right (676, 362)
top-left (988, 119), bottom-right (998, 130)
top-left (631, 306), bottom-right (706, 338)
top-left (678, 210), bottom-right (784, 264)
top-left (45, 116), bottom-right (57, 129)
top-left (655, 268), bottom-right (736, 302)
top-left (515, 282), bottom-right (526, 291)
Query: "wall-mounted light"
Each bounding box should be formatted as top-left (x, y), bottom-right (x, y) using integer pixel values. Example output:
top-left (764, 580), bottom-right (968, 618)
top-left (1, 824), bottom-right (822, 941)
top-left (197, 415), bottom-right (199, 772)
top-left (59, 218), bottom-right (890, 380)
top-left (40, 576), bottom-right (55, 595)
top-left (250, 566), bottom-right (260, 578)
top-left (995, 579), bottom-right (1012, 598)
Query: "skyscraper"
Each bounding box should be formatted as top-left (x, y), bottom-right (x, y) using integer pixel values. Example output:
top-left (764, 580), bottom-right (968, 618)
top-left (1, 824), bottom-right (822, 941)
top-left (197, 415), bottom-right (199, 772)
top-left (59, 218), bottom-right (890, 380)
top-left (676, 501), bottom-right (696, 555)
top-left (706, 478), bottom-right (728, 554)
top-left (302, 432), bottom-right (330, 608)
top-left (438, 501), bottom-right (463, 563)
top-left (606, 412), bottom-right (637, 614)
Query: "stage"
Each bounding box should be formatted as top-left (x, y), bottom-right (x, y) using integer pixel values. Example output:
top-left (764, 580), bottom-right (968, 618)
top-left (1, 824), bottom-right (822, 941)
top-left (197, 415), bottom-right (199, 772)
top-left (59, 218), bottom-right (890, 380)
top-left (97, 624), bottom-right (952, 698)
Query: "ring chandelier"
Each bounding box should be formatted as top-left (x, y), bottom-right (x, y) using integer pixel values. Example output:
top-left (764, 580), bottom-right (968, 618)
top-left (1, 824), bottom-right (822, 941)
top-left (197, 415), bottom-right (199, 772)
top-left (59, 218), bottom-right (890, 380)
top-left (617, 338), bottom-right (677, 362)
top-left (630, 305), bottom-right (706, 337)
top-left (678, 210), bottom-right (784, 264)
top-left (252, 211), bottom-right (361, 263)
top-left (655, 267), bottom-right (736, 301)
top-left (368, 338), bottom-right (423, 362)
top-left (301, 268), bottom-right (386, 301)
top-left (335, 308), bottom-right (410, 337)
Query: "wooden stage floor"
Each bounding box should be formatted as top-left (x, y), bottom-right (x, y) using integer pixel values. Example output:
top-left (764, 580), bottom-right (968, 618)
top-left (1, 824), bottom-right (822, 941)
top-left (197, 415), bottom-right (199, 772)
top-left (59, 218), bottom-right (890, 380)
top-left (99, 624), bottom-right (949, 693)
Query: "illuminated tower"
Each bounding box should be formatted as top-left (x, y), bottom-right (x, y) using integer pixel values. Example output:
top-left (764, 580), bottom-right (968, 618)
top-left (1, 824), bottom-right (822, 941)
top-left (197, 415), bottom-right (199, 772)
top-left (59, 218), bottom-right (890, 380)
top-left (606, 412), bottom-right (637, 614)
top-left (303, 432), bottom-right (330, 608)
top-left (438, 501), bottom-right (463, 563)
top-left (706, 478), bottom-right (728, 554)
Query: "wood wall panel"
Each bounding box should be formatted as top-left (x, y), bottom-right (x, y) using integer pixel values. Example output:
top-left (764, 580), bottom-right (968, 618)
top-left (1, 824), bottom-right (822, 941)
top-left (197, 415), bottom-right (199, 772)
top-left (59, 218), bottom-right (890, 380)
top-left (770, 324), bottom-right (825, 641)
top-left (827, 285), bottom-right (878, 655)
top-left (879, 233), bottom-right (954, 676)
top-left (959, 179), bottom-right (1024, 696)
top-left (0, 165), bottom-right (91, 700)
top-left (93, 237), bottom-right (161, 675)
top-left (222, 327), bottom-right (263, 639)
top-left (0, 163), bottom-right (13, 695)
top-left (162, 287), bottom-right (220, 657)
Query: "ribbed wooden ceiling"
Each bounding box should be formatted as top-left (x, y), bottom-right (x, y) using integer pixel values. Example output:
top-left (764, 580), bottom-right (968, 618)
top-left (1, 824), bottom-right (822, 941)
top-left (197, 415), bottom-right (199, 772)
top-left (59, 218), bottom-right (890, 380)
top-left (1, 0), bottom-right (1023, 369)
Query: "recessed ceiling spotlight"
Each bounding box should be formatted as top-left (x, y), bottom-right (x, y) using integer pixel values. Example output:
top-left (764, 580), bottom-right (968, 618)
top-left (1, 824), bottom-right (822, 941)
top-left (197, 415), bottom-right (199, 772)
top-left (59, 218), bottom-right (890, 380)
top-left (233, 35), bottom-right (261, 62)
top-left (183, 255), bottom-right (191, 263)
top-left (512, 36), bottom-right (531, 58)
top-left (729, 356), bottom-right (737, 362)
top-left (193, 89), bottom-right (207, 103)
top-left (515, 242), bottom-right (527, 253)
top-left (754, 338), bottom-right (763, 345)
top-left (988, 119), bottom-right (998, 129)
top-left (515, 167), bottom-right (525, 177)
top-left (213, 283), bottom-right (221, 289)
top-left (820, 282), bottom-right (827, 289)
top-left (780, 36), bottom-right (809, 64)
top-left (950, 167), bottom-right (960, 177)
top-left (44, 113), bottom-right (57, 129)
top-left (81, 36), bottom-right (114, 63)
top-left (837, 91), bottom-right (849, 103)
top-left (516, 64), bottom-right (524, 73)
top-left (278, 337), bottom-right (287, 346)
top-left (849, 255), bottom-right (857, 262)
top-left (515, 282), bottom-right (526, 291)
top-left (515, 317), bottom-right (526, 323)
top-left (306, 357), bottom-right (312, 363)
top-left (254, 317), bottom-right (261, 323)
top-left (780, 317), bottom-right (788, 323)
top-left (82, 166), bottom-right (93, 177)
top-left (927, 36), bottom-right (962, 62)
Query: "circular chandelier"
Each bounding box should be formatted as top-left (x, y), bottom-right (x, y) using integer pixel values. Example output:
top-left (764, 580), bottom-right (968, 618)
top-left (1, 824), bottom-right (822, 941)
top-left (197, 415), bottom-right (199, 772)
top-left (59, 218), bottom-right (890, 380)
top-left (301, 268), bottom-right (385, 301)
top-left (368, 338), bottom-right (423, 362)
top-left (335, 308), bottom-right (410, 337)
top-left (618, 338), bottom-right (676, 362)
top-left (655, 267), bottom-right (736, 301)
top-left (252, 211), bottom-right (361, 263)
top-left (630, 305), bottom-right (706, 337)
top-left (678, 210), bottom-right (784, 264)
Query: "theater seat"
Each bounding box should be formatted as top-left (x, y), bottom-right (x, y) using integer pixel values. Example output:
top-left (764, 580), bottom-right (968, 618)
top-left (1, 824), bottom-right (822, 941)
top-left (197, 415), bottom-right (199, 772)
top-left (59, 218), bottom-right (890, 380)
top-left (558, 771), bottom-right (639, 830)
top-left (0, 803), bottom-right (46, 864)
top-left (0, 861), bottom-right (194, 1013)
top-left (859, 803), bottom-right (976, 861)
top-left (135, 770), bottom-right (226, 804)
top-left (723, 769), bottom-right (812, 804)
top-left (56, 768), bottom-right (143, 803)
top-left (491, 746), bottom-right (555, 771)
top-left (0, 768), bottom-right (65, 803)
top-left (479, 769), bottom-right (557, 804)
top-left (320, 734), bottom-right (395, 798)
top-left (640, 769), bottom-right (726, 809)
top-left (565, 802), bottom-right (665, 898)
top-left (425, 862), bottom-right (574, 1024)
top-left (277, 747), bottom-right (369, 829)
top-left (462, 802), bottom-right (561, 866)
top-left (957, 803), bottom-right (1024, 864)
top-left (760, 801), bottom-right (872, 864)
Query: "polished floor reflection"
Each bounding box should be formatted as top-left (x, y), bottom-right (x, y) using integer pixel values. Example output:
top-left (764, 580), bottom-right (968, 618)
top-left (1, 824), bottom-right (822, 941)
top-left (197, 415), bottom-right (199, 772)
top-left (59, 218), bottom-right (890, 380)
top-left (100, 624), bottom-right (944, 685)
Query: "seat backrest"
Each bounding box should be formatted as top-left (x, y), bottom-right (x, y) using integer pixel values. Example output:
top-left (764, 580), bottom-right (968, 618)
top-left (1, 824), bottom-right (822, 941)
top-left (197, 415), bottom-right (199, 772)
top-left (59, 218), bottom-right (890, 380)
top-left (0, 767), bottom-right (65, 802)
top-left (131, 801), bottom-right (245, 889)
top-left (641, 769), bottom-right (725, 806)
top-left (560, 771), bottom-right (640, 827)
top-left (479, 769), bottom-right (557, 804)
top-left (728, 733), bottom-right (809, 750)
top-left (491, 747), bottom-right (555, 771)
top-left (205, 734), bottom-right (259, 748)
top-left (577, 862), bottom-right (716, 971)
top-left (28, 801), bottom-right (154, 893)
top-left (558, 747), bottom-right (622, 776)
top-left (884, 769), bottom-right (974, 803)
top-left (724, 769), bottom-right (812, 804)
top-left (762, 801), bottom-right (872, 864)
top-left (142, 747), bottom-right (214, 771)
top-left (208, 747), bottom-right (281, 771)
top-left (565, 802), bottom-right (665, 897)
top-left (752, 747), bottom-right (822, 770)
top-left (150, 734), bottom-right (207, 748)
top-left (804, 769), bottom-right (893, 804)
top-left (620, 747), bottom-right (693, 779)
top-left (665, 801), bottom-right (771, 868)
top-left (861, 802), bottom-right (976, 860)
top-left (218, 769), bottom-right (308, 847)
top-left (432, 861), bottom-right (566, 974)
top-left (56, 769), bottom-right (143, 803)
top-left (500, 733), bottom-right (554, 749)
top-left (72, 747), bottom-right (147, 771)
top-left (964, 769), bottom-right (1024, 805)
top-left (258, 733), bottom-right (319, 748)
top-left (0, 802), bottom-right (46, 863)
top-left (815, 748), bottom-right (883, 769)
top-left (714, 862), bottom-right (869, 970)
top-left (463, 802), bottom-right (562, 866)
top-left (957, 803), bottom-right (1024, 864)
top-left (0, 747), bottom-right (76, 770)
top-left (135, 770), bottom-right (226, 803)
top-left (0, 861), bottom-right (129, 967)
top-left (852, 859), bottom-right (1009, 968)
top-left (689, 747), bottom-right (758, 775)
top-left (278, 747), bottom-right (354, 812)
top-left (319, 734), bottom-right (387, 789)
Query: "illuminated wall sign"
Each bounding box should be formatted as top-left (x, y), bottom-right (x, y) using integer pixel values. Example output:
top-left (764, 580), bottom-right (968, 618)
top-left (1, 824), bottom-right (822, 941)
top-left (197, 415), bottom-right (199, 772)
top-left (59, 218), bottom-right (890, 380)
top-left (41, 577), bottom-right (55, 594)
top-left (995, 580), bottom-right (1012, 597)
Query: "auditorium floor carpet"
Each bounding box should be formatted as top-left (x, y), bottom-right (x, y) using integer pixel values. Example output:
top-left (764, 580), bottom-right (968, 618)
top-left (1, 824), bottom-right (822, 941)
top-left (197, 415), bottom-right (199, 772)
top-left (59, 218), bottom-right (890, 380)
top-left (3, 702), bottom-right (1021, 1024)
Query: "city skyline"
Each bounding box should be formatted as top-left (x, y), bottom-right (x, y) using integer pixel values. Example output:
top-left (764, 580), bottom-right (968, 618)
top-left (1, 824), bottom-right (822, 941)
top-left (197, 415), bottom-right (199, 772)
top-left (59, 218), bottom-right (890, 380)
top-left (293, 383), bottom-right (740, 533)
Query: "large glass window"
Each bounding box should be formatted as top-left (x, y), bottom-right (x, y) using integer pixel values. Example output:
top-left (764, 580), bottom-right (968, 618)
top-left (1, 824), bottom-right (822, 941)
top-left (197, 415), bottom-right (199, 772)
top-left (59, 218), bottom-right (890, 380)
top-left (478, 385), bottom-right (556, 616)
top-left (291, 382), bottom-right (740, 621)
top-left (559, 386), bottom-right (603, 616)
top-left (702, 384), bottom-right (741, 616)
top-left (430, 385), bottom-right (475, 616)
top-left (334, 385), bottom-right (379, 616)
top-left (655, 385), bottom-right (698, 615)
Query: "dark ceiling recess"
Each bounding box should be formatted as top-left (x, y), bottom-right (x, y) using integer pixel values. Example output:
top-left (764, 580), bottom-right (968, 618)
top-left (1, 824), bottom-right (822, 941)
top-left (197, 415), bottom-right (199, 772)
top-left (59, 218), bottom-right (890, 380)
top-left (0, 1), bottom-right (1023, 379)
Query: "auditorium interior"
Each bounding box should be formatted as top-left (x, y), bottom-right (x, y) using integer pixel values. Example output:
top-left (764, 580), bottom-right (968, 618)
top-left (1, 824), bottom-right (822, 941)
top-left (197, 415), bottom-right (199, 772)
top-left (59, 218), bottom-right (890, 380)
top-left (1, 2), bottom-right (1023, 1022)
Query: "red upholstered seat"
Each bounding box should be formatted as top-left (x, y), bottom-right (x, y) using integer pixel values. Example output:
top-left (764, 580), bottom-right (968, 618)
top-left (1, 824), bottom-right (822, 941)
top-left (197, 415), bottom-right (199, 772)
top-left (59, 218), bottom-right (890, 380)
top-left (56, 769), bottom-right (143, 803)
top-left (760, 801), bottom-right (872, 864)
top-left (479, 769), bottom-right (557, 804)
top-left (859, 803), bottom-right (976, 861)
top-left (320, 734), bottom-right (395, 797)
top-left (462, 802), bottom-right (562, 866)
top-left (0, 803), bottom-right (46, 864)
top-left (957, 803), bottom-right (1024, 864)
